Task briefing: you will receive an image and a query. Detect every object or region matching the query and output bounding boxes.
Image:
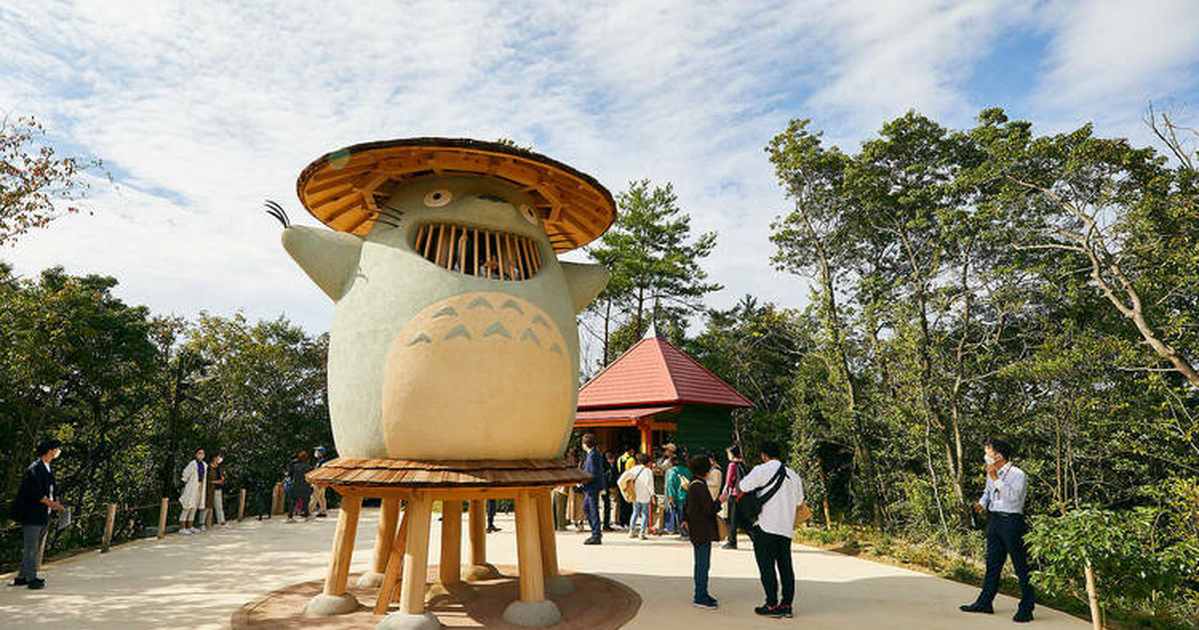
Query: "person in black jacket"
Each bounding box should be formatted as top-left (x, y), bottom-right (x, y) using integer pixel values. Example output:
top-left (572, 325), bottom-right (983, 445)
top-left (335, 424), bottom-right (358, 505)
top-left (9, 439), bottom-right (66, 589)
top-left (579, 433), bottom-right (605, 545)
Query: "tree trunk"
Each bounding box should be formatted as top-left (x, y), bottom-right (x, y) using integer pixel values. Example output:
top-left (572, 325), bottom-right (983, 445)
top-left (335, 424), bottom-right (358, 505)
top-left (1084, 562), bottom-right (1102, 630)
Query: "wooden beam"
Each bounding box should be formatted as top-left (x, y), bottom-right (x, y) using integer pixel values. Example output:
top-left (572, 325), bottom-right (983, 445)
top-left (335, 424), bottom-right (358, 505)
top-left (514, 490), bottom-right (546, 603)
top-left (535, 490), bottom-right (559, 578)
top-left (373, 498), bottom-right (400, 576)
top-left (440, 500), bottom-right (463, 587)
top-left (374, 505), bottom-right (411, 615)
top-left (469, 499), bottom-right (486, 566)
top-left (399, 492), bottom-right (433, 615)
top-left (323, 495), bottom-right (362, 597)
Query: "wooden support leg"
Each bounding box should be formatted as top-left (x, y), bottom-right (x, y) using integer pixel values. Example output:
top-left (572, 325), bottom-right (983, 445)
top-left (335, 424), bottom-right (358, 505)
top-left (325, 495), bottom-right (362, 597)
top-left (469, 500), bottom-right (486, 565)
top-left (374, 503), bottom-right (410, 615)
top-left (359, 497), bottom-right (400, 588)
top-left (429, 499), bottom-right (476, 603)
top-left (515, 491), bottom-right (545, 603)
top-left (503, 490), bottom-right (561, 626)
top-left (536, 489), bottom-right (573, 595)
top-left (399, 492), bottom-right (434, 616)
top-left (465, 499), bottom-right (500, 581)
top-left (305, 494), bottom-right (361, 616)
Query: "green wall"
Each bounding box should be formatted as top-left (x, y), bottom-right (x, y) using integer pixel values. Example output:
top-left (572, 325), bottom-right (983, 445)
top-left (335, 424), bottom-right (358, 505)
top-left (674, 405), bottom-right (735, 456)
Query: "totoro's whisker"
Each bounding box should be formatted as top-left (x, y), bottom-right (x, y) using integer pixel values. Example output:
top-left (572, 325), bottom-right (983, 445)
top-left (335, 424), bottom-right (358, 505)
top-left (263, 199), bottom-right (291, 228)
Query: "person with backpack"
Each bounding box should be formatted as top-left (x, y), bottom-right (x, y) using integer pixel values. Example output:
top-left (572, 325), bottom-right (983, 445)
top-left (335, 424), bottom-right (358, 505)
top-left (617, 453), bottom-right (654, 539)
top-left (685, 454), bottom-right (721, 610)
top-left (738, 440), bottom-right (804, 619)
top-left (719, 445), bottom-right (748, 549)
top-left (10, 439), bottom-right (65, 589)
top-left (286, 450), bottom-right (313, 522)
top-left (664, 455), bottom-right (691, 538)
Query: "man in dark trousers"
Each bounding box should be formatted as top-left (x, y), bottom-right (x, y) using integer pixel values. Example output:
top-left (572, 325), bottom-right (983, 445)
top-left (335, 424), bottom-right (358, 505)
top-left (602, 451), bottom-right (617, 531)
top-left (579, 433), bottom-right (604, 545)
top-left (961, 438), bottom-right (1035, 623)
top-left (10, 439), bottom-right (66, 589)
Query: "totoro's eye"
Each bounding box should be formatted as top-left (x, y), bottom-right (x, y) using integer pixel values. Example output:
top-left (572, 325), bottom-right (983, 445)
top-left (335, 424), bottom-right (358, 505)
top-left (519, 204), bottom-right (538, 225)
top-left (424, 189), bottom-right (452, 207)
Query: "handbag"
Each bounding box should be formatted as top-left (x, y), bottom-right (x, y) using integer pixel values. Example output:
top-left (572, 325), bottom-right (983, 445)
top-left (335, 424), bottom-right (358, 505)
top-left (619, 467), bottom-right (647, 503)
top-left (735, 464), bottom-right (787, 528)
top-left (795, 501), bottom-right (812, 525)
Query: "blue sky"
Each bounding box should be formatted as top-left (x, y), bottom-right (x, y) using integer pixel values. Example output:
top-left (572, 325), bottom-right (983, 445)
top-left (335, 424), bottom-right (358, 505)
top-left (3, 0), bottom-right (1199, 361)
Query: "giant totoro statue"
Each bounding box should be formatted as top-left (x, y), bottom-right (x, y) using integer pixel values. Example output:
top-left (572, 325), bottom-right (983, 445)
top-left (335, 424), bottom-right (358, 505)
top-left (276, 139), bottom-right (612, 461)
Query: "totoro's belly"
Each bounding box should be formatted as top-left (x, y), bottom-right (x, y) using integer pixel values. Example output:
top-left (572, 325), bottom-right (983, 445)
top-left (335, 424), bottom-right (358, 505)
top-left (381, 291), bottom-right (575, 459)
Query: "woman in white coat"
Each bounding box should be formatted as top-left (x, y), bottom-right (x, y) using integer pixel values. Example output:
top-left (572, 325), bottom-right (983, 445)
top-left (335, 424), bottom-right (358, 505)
top-left (179, 448), bottom-right (207, 534)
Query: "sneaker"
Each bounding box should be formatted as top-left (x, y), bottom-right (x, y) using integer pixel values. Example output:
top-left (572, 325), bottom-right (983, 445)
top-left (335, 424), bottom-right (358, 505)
top-left (628, 530), bottom-right (638, 538)
top-left (721, 542), bottom-right (737, 549)
top-left (316, 513), bottom-right (328, 518)
top-left (11, 577), bottom-right (28, 586)
top-left (179, 528), bottom-right (193, 535)
top-left (27, 578), bottom-right (45, 590)
top-left (693, 598), bottom-right (718, 610)
top-left (777, 605), bottom-right (794, 618)
top-left (755, 604), bottom-right (785, 617)
top-left (583, 537), bottom-right (602, 545)
top-left (639, 532), bottom-right (647, 540)
top-left (959, 602), bottom-right (994, 614)
top-left (1013, 609), bottom-right (1034, 623)
top-left (754, 604), bottom-right (775, 616)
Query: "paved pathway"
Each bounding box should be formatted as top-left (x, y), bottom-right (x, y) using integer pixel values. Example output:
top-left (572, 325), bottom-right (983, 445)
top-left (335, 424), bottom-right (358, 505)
top-left (0, 508), bottom-right (1088, 629)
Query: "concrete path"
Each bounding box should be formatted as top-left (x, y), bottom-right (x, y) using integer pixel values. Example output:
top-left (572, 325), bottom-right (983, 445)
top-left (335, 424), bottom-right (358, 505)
top-left (0, 508), bottom-right (1088, 629)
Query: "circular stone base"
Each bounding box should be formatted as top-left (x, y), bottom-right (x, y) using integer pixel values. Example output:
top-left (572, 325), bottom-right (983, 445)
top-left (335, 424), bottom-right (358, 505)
top-left (427, 581), bottom-right (477, 604)
top-left (375, 611), bottom-right (442, 630)
top-left (356, 571), bottom-right (385, 588)
top-left (231, 567), bottom-right (640, 630)
top-left (502, 600), bottom-right (561, 627)
top-left (305, 593), bottom-right (359, 616)
top-left (463, 563), bottom-right (502, 581)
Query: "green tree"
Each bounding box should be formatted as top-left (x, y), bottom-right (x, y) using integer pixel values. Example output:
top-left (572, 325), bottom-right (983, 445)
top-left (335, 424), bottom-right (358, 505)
top-left (586, 179), bottom-right (721, 363)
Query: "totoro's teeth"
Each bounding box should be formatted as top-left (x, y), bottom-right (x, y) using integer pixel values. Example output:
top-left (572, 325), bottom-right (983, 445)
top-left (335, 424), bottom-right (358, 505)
top-left (413, 222), bottom-right (542, 281)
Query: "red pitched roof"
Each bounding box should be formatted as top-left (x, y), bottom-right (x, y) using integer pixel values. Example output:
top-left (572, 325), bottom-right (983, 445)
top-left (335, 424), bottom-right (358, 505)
top-left (577, 336), bottom-right (754, 410)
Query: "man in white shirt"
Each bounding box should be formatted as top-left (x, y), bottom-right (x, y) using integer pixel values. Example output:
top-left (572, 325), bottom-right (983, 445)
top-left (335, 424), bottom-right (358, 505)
top-left (738, 440), bottom-right (803, 619)
top-left (961, 438), bottom-right (1035, 622)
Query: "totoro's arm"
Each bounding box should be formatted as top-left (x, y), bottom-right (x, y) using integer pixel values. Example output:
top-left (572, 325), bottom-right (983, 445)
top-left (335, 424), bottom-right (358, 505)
top-left (560, 262), bottom-right (610, 314)
top-left (282, 226), bottom-right (364, 301)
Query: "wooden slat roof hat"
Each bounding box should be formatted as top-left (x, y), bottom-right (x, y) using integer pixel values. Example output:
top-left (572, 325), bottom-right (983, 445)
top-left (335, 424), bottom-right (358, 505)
top-left (296, 137), bottom-right (616, 252)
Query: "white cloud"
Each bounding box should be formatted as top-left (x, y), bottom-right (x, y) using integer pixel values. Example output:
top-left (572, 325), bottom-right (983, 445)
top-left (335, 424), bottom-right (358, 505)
top-left (2, 0), bottom-right (1197, 339)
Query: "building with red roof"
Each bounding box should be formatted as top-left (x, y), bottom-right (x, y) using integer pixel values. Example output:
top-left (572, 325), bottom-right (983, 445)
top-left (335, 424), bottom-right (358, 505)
top-left (574, 326), bottom-right (753, 456)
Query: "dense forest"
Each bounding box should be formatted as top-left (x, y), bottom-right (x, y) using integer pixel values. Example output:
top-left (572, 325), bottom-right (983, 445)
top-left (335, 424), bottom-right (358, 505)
top-left (2, 108), bottom-right (1196, 627)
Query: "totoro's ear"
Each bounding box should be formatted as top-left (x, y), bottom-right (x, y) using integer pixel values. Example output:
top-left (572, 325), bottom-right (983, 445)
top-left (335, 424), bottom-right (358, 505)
top-left (560, 262), bottom-right (610, 314)
top-left (282, 226), bottom-right (364, 301)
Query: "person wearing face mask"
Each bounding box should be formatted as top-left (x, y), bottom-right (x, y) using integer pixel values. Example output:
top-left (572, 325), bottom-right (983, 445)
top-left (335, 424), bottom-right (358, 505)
top-left (9, 439), bottom-right (66, 589)
top-left (961, 438), bottom-right (1035, 623)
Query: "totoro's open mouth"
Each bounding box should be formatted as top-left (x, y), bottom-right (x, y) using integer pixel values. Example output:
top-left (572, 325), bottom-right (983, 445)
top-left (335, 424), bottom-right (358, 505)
top-left (413, 222), bottom-right (542, 281)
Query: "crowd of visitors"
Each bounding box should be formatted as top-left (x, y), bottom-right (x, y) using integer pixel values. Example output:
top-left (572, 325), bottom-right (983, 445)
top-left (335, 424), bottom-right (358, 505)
top-left (9, 434), bottom-right (1032, 623)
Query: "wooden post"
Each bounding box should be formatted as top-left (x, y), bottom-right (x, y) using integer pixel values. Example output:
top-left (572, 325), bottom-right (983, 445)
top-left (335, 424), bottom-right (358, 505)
top-left (535, 490), bottom-right (559, 577)
top-left (158, 497), bottom-right (170, 538)
top-left (440, 499), bottom-right (463, 587)
top-left (469, 499), bottom-right (486, 566)
top-left (237, 488), bottom-right (246, 522)
top-left (374, 506), bottom-right (411, 615)
top-left (514, 490), bottom-right (546, 603)
top-left (373, 497), bottom-right (400, 576)
top-left (101, 503), bottom-right (117, 552)
top-left (322, 495), bottom-right (362, 597)
top-left (399, 491), bottom-right (434, 615)
top-left (1085, 562), bottom-right (1102, 630)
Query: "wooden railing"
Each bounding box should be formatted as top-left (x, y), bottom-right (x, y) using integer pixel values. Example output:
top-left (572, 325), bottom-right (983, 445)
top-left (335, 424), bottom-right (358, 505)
top-left (3, 482), bottom-right (297, 568)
